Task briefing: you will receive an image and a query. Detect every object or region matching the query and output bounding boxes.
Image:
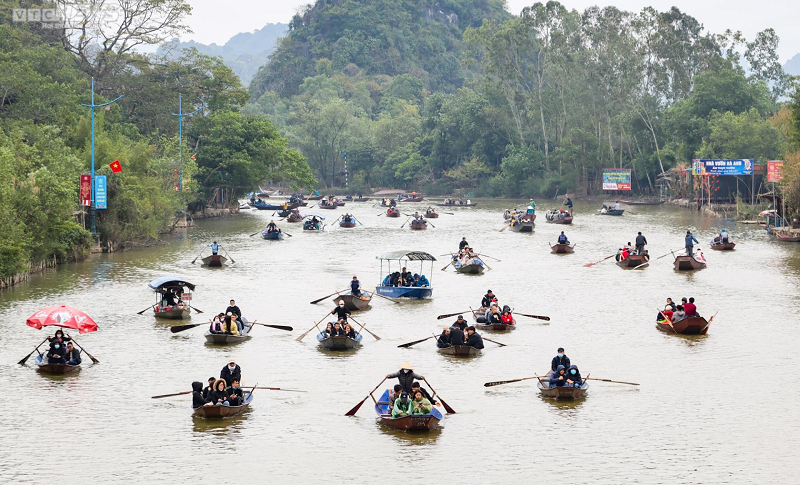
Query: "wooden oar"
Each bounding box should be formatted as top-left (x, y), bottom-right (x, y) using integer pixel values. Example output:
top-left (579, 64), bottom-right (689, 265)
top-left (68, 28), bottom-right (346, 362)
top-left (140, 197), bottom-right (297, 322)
top-left (498, 224), bottom-right (508, 232)
top-left (400, 218), bottom-right (411, 228)
top-left (657, 308), bottom-right (678, 334)
top-left (295, 313), bottom-right (328, 342)
top-left (349, 316), bottom-right (380, 341)
top-left (170, 321), bottom-right (211, 333)
top-left (136, 303), bottom-right (156, 315)
top-left (372, 292), bottom-right (400, 304)
top-left (515, 312), bottom-right (551, 321)
top-left (18, 338), bottom-right (48, 365)
top-left (483, 375), bottom-right (542, 387)
top-left (191, 306), bottom-right (204, 314)
top-left (345, 377), bottom-right (386, 416)
top-left (656, 248), bottom-right (684, 260)
top-left (67, 335), bottom-right (99, 364)
top-left (477, 253), bottom-right (501, 261)
top-left (248, 230), bottom-right (262, 237)
top-left (586, 377), bottom-right (640, 386)
top-left (397, 335), bottom-right (434, 348)
top-left (284, 232), bottom-right (293, 238)
top-left (702, 311), bottom-right (718, 333)
top-left (436, 311), bottom-right (470, 320)
top-left (633, 260), bottom-right (649, 269)
top-left (583, 254), bottom-right (615, 267)
top-left (483, 260), bottom-right (492, 271)
top-left (152, 390), bottom-right (192, 399)
top-left (310, 288), bottom-right (349, 305)
top-left (252, 322), bottom-right (293, 331)
top-left (241, 386), bottom-right (307, 392)
top-left (440, 260), bottom-right (454, 271)
top-left (354, 217), bottom-right (364, 226)
top-left (483, 337), bottom-right (506, 347)
top-left (423, 377), bottom-right (455, 414)
top-left (191, 250), bottom-right (205, 264)
top-left (222, 249), bottom-right (236, 264)
top-left (427, 220), bottom-right (436, 228)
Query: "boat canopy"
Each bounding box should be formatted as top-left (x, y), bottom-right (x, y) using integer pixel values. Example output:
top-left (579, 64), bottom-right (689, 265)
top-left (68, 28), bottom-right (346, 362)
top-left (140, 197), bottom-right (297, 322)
top-left (303, 213), bottom-right (326, 220)
top-left (148, 275), bottom-right (196, 291)
top-left (376, 250), bottom-right (437, 261)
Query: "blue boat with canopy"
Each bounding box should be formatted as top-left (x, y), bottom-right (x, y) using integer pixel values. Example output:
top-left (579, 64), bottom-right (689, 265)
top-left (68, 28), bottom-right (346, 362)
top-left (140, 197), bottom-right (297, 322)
top-left (375, 250), bottom-right (435, 299)
top-left (147, 275), bottom-right (195, 319)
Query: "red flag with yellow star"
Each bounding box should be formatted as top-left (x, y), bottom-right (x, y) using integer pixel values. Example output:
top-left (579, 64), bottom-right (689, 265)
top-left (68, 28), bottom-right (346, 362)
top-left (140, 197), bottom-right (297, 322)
top-left (109, 160), bottom-right (122, 173)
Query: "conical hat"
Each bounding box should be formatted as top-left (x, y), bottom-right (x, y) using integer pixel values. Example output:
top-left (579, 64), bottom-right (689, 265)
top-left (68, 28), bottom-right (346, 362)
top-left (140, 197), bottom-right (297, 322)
top-left (399, 362), bottom-right (414, 370)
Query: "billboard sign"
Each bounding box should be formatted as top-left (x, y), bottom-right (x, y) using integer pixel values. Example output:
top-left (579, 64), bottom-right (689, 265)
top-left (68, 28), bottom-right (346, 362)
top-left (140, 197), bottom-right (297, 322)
top-left (602, 168), bottom-right (632, 191)
top-left (95, 175), bottom-right (107, 209)
top-left (767, 161), bottom-right (784, 183)
top-left (692, 159), bottom-right (753, 176)
top-left (80, 174), bottom-right (91, 206)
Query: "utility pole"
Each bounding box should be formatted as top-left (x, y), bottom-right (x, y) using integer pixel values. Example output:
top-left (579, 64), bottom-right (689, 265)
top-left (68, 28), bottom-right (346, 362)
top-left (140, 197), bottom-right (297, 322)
top-left (171, 94), bottom-right (203, 191)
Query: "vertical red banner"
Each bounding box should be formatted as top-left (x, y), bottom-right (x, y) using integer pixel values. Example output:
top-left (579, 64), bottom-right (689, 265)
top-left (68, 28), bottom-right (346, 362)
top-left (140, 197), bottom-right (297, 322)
top-left (80, 174), bottom-right (91, 206)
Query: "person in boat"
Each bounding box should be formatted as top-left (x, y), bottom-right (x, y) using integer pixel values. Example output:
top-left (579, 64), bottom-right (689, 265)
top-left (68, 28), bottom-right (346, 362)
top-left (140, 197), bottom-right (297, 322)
top-left (685, 297), bottom-right (698, 317)
top-left (620, 246), bottom-right (630, 261)
top-left (635, 232), bottom-right (647, 254)
top-left (417, 274), bottom-right (430, 287)
top-left (412, 274), bottom-right (421, 287)
top-left (665, 298), bottom-right (677, 311)
top-left (64, 342), bottom-right (81, 365)
top-left (386, 362), bottom-right (425, 394)
top-left (202, 377), bottom-right (216, 400)
top-left (322, 322), bottom-right (333, 338)
top-left (526, 199), bottom-right (536, 218)
top-left (695, 248), bottom-right (706, 262)
top-left (192, 381), bottom-right (212, 408)
top-left (551, 348), bottom-right (570, 372)
top-left (672, 305), bottom-right (686, 322)
top-left (720, 228), bottom-right (730, 243)
top-left (350, 276), bottom-right (361, 297)
top-left (388, 384), bottom-right (403, 408)
top-left (210, 379), bottom-right (230, 406)
top-left (220, 360), bottom-right (241, 386)
top-left (400, 267), bottom-right (412, 286)
top-left (411, 390), bottom-right (433, 415)
top-left (410, 381), bottom-right (438, 406)
top-left (566, 365), bottom-right (583, 388)
top-left (48, 329), bottom-right (71, 347)
top-left (392, 392), bottom-right (413, 418)
top-left (464, 326), bottom-right (485, 349)
top-left (601, 204), bottom-right (608, 213)
top-left (209, 314), bottom-right (224, 334)
top-left (642, 249), bottom-right (650, 261)
top-left (549, 365), bottom-right (568, 388)
top-left (227, 379), bottom-right (244, 406)
top-left (503, 209), bottom-right (511, 220)
top-left (267, 220), bottom-right (279, 233)
top-left (437, 327), bottom-right (451, 348)
top-left (226, 299), bottom-right (243, 332)
top-left (453, 315), bottom-right (468, 331)
top-left (459, 237), bottom-right (469, 250)
top-left (658, 307), bottom-right (674, 322)
top-left (388, 272), bottom-right (400, 287)
top-left (163, 289), bottom-right (177, 307)
top-left (565, 197), bottom-right (573, 212)
top-left (222, 315), bottom-right (239, 336)
top-left (486, 305), bottom-right (502, 324)
top-left (685, 230), bottom-right (699, 255)
top-left (557, 231), bottom-right (569, 245)
top-left (331, 300), bottom-right (350, 322)
top-left (47, 341), bottom-right (67, 364)
top-left (344, 323), bottom-right (357, 339)
top-left (500, 308), bottom-right (514, 324)
top-left (614, 201), bottom-right (621, 211)
top-left (481, 290), bottom-right (496, 308)
top-left (208, 241), bottom-right (221, 255)
top-left (615, 247), bottom-right (623, 262)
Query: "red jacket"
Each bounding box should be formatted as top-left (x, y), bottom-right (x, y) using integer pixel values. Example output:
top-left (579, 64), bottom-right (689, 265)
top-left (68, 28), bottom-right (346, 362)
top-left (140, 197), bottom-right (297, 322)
top-left (683, 302), bottom-right (696, 316)
top-left (501, 313), bottom-right (513, 324)
top-left (661, 309), bottom-right (673, 321)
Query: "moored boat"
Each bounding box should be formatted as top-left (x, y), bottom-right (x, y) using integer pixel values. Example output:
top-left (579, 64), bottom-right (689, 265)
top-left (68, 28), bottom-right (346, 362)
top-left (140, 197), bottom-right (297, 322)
top-left (437, 345), bottom-right (481, 357)
top-left (537, 371), bottom-right (588, 400)
top-left (616, 254), bottom-right (648, 268)
top-left (194, 390), bottom-right (254, 418)
top-left (550, 243), bottom-right (575, 254)
top-left (317, 332), bottom-right (363, 350)
top-left (333, 290), bottom-right (372, 311)
top-left (201, 254), bottom-right (227, 267)
top-left (35, 354), bottom-right (80, 374)
top-left (204, 318), bottom-right (254, 344)
top-left (673, 255), bottom-right (706, 271)
top-left (373, 389), bottom-right (443, 432)
top-left (148, 276), bottom-right (195, 319)
top-left (656, 316), bottom-right (710, 335)
top-left (774, 232), bottom-right (800, 242)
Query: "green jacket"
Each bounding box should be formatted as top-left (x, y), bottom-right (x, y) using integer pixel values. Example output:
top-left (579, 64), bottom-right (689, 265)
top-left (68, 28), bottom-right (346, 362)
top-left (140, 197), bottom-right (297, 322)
top-left (392, 398), bottom-right (413, 417)
top-left (411, 397), bottom-right (432, 415)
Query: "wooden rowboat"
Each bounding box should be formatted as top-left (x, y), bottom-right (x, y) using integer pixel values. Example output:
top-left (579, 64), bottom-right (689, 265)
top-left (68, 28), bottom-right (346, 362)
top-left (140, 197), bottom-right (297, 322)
top-left (424, 211), bottom-right (439, 218)
top-left (286, 214), bottom-right (303, 223)
top-left (656, 316), bottom-right (710, 335)
top-left (35, 355), bottom-right (80, 374)
top-left (353, 197), bottom-right (370, 202)
top-left (201, 254), bottom-right (227, 267)
top-left (454, 257), bottom-right (485, 274)
top-left (617, 254), bottom-right (648, 269)
top-left (550, 243), bottom-right (574, 254)
top-left (546, 213), bottom-right (573, 224)
top-left (306, 195), bottom-right (324, 200)
top-left (472, 308), bottom-right (516, 331)
top-left (510, 221), bottom-right (534, 232)
top-left (373, 389), bottom-right (443, 432)
top-left (386, 209), bottom-right (401, 217)
top-left (410, 220), bottom-right (427, 230)
top-left (599, 209), bottom-right (624, 216)
top-left (194, 390), bottom-right (254, 418)
top-left (316, 332), bottom-right (363, 350)
top-left (437, 345), bottom-right (481, 357)
top-left (673, 255), bottom-right (706, 271)
top-left (436, 202), bottom-right (476, 207)
top-left (537, 371), bottom-right (588, 400)
top-left (710, 242), bottom-right (736, 250)
top-left (154, 306), bottom-right (190, 319)
top-left (775, 233), bottom-right (800, 242)
top-left (204, 318), bottom-right (254, 344)
top-left (333, 291), bottom-right (372, 311)
top-left (262, 231), bottom-right (284, 240)
top-left (339, 220), bottom-right (356, 228)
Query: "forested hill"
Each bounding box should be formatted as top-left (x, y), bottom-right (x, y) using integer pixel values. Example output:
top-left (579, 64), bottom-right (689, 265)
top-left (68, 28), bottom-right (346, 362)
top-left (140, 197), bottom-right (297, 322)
top-left (249, 0), bottom-right (510, 99)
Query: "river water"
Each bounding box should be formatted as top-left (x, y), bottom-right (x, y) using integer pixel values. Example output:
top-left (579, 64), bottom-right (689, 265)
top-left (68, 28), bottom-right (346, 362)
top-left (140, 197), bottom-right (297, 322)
top-left (1, 199), bottom-right (798, 484)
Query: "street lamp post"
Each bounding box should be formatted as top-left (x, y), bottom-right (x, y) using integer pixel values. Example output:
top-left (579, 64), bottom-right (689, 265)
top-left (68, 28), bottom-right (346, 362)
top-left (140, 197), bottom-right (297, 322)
top-left (81, 77), bottom-right (124, 236)
top-left (171, 94), bottom-right (203, 191)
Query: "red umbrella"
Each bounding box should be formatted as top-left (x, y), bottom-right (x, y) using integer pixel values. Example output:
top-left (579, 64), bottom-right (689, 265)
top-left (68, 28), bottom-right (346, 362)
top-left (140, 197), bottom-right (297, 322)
top-left (26, 305), bottom-right (98, 334)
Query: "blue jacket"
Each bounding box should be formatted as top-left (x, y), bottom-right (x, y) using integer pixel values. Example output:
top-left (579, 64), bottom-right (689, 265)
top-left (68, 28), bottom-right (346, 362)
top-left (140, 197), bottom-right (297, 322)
top-left (550, 365), bottom-right (567, 387)
top-left (685, 233), bottom-right (698, 247)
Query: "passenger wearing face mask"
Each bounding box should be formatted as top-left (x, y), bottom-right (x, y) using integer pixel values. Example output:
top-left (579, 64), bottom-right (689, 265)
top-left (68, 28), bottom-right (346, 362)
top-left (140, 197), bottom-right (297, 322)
top-left (47, 341), bottom-right (67, 364)
top-left (227, 379), bottom-right (244, 406)
top-left (220, 360), bottom-right (241, 387)
top-left (551, 347), bottom-right (570, 372)
top-left (565, 365), bottom-right (583, 388)
top-left (331, 300), bottom-right (351, 322)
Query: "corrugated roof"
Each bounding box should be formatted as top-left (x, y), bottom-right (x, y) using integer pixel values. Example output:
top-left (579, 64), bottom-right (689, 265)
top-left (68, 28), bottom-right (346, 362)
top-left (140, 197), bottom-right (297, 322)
top-left (376, 250), bottom-right (437, 261)
top-left (147, 275), bottom-right (196, 291)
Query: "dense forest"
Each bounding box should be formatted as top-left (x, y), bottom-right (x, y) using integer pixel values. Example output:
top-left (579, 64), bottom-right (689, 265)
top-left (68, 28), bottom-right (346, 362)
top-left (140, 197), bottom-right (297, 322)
top-left (246, 0), bottom-right (796, 200)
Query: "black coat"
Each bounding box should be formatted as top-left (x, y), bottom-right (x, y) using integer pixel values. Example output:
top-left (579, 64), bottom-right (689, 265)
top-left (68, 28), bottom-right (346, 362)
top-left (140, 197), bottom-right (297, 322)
top-left (567, 365), bottom-right (583, 386)
top-left (220, 365), bottom-right (241, 386)
top-left (332, 306), bottom-right (350, 320)
top-left (202, 385), bottom-right (213, 400)
top-left (551, 355), bottom-right (570, 372)
top-left (225, 305), bottom-right (242, 319)
top-left (332, 327), bottom-right (346, 337)
top-left (449, 328), bottom-right (465, 345)
top-left (635, 235), bottom-right (647, 246)
top-left (192, 382), bottom-right (211, 408)
top-left (387, 369), bottom-right (423, 394)
top-left (452, 319), bottom-right (468, 331)
top-left (465, 332), bottom-right (484, 349)
top-left (209, 388), bottom-right (228, 404)
top-left (481, 294), bottom-right (495, 308)
top-left (437, 331), bottom-right (451, 348)
top-left (227, 387), bottom-right (244, 406)
top-left (459, 240), bottom-right (469, 250)
top-left (65, 347), bottom-right (81, 364)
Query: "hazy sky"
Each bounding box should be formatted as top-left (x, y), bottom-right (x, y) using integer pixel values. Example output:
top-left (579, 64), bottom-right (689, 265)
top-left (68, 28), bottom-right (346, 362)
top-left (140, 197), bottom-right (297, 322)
top-left (184, 0), bottom-right (799, 61)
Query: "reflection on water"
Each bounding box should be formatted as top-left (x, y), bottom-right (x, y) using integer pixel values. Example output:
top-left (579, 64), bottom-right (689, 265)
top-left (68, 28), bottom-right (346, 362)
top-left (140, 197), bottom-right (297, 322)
top-left (1, 199), bottom-right (799, 482)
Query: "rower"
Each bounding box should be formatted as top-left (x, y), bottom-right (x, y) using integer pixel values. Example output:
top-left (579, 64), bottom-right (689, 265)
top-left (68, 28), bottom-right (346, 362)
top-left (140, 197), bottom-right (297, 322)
top-left (566, 365), bottom-right (583, 388)
top-left (635, 232), bottom-right (647, 254)
top-left (527, 199), bottom-right (536, 218)
top-left (459, 237), bottom-right (469, 250)
top-left (481, 290), bottom-right (496, 308)
top-left (351, 276), bottom-right (361, 297)
top-left (557, 231), bottom-right (569, 245)
top-left (564, 197), bottom-right (573, 214)
top-left (685, 230), bottom-right (699, 255)
top-left (386, 362), bottom-right (425, 394)
top-left (208, 241), bottom-right (221, 255)
top-left (220, 359), bottom-right (241, 386)
top-left (464, 326), bottom-right (485, 349)
top-left (453, 315), bottom-right (468, 331)
top-left (551, 348), bottom-right (570, 371)
top-left (721, 228), bottom-right (730, 243)
top-left (331, 300), bottom-right (350, 322)
top-left (267, 220), bottom-right (278, 233)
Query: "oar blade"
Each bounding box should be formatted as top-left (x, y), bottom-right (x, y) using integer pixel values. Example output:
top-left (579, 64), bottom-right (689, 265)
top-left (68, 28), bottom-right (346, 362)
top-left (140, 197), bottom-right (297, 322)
top-left (345, 396), bottom-right (369, 416)
top-left (260, 324), bottom-right (293, 331)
